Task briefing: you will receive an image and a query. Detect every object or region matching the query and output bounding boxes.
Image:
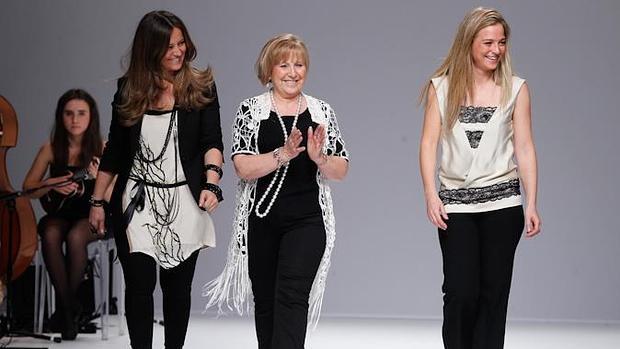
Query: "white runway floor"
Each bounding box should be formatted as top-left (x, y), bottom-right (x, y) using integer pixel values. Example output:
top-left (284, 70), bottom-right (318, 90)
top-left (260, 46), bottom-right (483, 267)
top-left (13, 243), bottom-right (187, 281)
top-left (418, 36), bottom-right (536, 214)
top-left (2, 316), bottom-right (619, 349)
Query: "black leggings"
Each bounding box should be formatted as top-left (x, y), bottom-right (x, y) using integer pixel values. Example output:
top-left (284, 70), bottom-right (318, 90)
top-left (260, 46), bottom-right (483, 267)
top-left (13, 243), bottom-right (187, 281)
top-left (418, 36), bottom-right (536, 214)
top-left (115, 230), bottom-right (199, 349)
top-left (248, 213), bottom-right (326, 349)
top-left (439, 206), bottom-right (524, 349)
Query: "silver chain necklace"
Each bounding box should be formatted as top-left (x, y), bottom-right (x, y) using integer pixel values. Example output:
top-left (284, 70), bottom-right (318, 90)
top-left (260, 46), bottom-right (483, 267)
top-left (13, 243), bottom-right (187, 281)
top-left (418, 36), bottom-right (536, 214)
top-left (254, 91), bottom-right (302, 218)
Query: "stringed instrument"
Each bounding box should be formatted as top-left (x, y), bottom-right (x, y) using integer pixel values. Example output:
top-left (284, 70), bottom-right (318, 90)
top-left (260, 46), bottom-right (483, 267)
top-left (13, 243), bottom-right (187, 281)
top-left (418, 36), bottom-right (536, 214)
top-left (0, 95), bottom-right (37, 290)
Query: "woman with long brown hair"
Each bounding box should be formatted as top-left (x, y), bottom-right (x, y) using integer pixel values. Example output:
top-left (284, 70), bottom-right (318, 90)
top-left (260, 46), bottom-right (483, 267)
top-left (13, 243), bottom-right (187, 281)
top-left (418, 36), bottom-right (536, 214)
top-left (23, 88), bottom-right (104, 340)
top-left (419, 7), bottom-right (541, 349)
top-left (89, 10), bottom-right (223, 349)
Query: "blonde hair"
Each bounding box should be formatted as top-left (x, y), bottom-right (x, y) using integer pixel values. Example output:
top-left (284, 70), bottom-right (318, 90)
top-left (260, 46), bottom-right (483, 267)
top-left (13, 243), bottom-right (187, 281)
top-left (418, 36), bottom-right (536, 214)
top-left (420, 7), bottom-right (513, 130)
top-left (255, 33), bottom-right (309, 85)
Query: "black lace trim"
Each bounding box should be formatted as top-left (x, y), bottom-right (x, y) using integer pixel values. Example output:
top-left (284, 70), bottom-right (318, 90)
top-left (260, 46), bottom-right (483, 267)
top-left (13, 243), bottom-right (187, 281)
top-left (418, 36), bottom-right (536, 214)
top-left (459, 106), bottom-right (497, 124)
top-left (465, 130), bottom-right (483, 149)
top-left (439, 178), bottom-right (520, 205)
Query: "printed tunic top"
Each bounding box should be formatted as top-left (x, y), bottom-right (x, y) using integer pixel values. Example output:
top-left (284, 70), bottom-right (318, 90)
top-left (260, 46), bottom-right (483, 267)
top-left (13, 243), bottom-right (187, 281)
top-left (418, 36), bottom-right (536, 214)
top-left (122, 109), bottom-right (215, 269)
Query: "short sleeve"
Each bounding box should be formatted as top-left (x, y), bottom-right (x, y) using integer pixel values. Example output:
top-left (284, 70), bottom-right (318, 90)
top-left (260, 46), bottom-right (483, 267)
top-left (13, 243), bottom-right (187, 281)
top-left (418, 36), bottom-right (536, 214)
top-left (325, 105), bottom-right (349, 160)
top-left (231, 102), bottom-right (259, 158)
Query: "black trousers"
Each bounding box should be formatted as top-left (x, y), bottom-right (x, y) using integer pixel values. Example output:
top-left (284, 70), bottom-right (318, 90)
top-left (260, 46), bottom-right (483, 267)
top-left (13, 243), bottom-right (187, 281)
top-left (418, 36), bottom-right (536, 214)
top-left (248, 213), bottom-right (326, 349)
top-left (115, 230), bottom-right (199, 349)
top-left (439, 206), bottom-right (524, 349)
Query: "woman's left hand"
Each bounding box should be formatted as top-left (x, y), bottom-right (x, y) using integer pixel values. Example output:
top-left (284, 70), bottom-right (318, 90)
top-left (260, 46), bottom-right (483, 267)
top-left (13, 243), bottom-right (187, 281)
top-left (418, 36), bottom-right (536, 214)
top-left (524, 205), bottom-right (541, 238)
top-left (199, 189), bottom-right (219, 213)
top-left (307, 125), bottom-right (327, 165)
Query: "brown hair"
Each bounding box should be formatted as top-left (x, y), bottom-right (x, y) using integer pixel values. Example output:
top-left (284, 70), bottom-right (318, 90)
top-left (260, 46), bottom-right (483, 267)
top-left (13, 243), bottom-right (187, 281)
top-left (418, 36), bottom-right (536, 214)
top-left (51, 89), bottom-right (103, 167)
top-left (420, 7), bottom-right (513, 130)
top-left (118, 10), bottom-right (214, 126)
top-left (255, 33), bottom-right (309, 85)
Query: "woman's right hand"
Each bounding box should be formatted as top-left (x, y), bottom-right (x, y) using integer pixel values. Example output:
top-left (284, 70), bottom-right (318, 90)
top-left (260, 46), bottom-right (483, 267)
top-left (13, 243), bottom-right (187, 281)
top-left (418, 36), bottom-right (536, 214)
top-left (426, 193), bottom-right (448, 230)
top-left (47, 173), bottom-right (79, 196)
top-left (281, 128), bottom-right (305, 162)
top-left (89, 206), bottom-right (106, 236)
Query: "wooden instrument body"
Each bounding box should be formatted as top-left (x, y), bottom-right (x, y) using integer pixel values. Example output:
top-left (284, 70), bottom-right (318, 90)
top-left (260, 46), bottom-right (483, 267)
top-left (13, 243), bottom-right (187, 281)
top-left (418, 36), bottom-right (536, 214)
top-left (0, 95), bottom-right (37, 282)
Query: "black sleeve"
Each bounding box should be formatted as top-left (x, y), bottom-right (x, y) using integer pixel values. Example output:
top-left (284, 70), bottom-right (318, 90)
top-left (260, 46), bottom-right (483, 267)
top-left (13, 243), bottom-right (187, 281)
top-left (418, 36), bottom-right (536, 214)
top-left (200, 83), bottom-right (224, 155)
top-left (99, 79), bottom-right (125, 174)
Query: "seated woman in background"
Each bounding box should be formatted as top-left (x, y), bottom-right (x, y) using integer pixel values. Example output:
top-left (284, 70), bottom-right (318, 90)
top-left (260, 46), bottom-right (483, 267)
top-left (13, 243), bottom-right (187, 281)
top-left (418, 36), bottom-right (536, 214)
top-left (23, 88), bottom-right (107, 340)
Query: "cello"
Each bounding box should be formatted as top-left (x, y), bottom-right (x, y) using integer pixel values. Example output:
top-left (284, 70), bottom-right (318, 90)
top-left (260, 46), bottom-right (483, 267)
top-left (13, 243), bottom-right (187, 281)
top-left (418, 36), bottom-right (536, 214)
top-left (0, 95), bottom-right (37, 299)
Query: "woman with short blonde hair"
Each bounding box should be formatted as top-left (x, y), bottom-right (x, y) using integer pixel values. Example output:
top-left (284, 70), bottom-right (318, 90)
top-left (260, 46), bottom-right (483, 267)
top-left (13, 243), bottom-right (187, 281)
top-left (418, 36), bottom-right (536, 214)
top-left (205, 33), bottom-right (349, 349)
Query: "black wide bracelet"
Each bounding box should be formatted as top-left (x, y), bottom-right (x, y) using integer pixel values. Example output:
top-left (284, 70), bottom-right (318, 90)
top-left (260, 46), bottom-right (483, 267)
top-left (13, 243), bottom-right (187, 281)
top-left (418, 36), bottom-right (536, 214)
top-left (203, 183), bottom-right (223, 202)
top-left (204, 164), bottom-right (223, 179)
top-left (89, 196), bottom-right (106, 207)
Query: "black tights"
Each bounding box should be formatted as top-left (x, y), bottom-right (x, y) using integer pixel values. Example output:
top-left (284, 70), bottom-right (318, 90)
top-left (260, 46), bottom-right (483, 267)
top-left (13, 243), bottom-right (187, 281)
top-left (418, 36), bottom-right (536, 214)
top-left (39, 216), bottom-right (99, 325)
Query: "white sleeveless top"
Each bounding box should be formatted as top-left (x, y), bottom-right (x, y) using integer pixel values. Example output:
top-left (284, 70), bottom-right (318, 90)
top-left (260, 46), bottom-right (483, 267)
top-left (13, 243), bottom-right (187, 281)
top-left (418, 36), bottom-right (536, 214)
top-left (432, 76), bottom-right (525, 213)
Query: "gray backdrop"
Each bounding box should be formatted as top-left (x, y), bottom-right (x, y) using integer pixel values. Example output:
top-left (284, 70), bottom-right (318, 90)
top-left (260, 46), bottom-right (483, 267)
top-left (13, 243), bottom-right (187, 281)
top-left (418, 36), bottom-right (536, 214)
top-left (1, 0), bottom-right (619, 323)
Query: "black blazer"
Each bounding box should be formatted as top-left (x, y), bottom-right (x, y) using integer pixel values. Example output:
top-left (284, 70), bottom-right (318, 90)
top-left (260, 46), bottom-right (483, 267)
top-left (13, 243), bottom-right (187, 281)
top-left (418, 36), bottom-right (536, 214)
top-left (99, 79), bottom-right (223, 233)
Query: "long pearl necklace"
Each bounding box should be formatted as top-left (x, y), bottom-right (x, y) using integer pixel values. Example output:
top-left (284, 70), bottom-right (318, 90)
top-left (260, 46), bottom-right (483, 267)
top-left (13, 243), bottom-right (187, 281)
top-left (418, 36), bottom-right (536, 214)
top-left (254, 91), bottom-right (302, 218)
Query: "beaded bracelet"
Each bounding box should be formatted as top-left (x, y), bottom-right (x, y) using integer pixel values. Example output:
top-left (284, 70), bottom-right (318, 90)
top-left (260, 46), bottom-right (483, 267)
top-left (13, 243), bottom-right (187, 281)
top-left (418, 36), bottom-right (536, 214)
top-left (204, 164), bottom-right (223, 179)
top-left (203, 183), bottom-right (224, 202)
top-left (89, 196), bottom-right (106, 207)
top-left (273, 147), bottom-right (288, 168)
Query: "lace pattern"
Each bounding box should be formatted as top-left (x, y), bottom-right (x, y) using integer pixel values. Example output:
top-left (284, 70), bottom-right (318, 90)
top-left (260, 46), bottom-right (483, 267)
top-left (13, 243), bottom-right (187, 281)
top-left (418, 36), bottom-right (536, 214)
top-left (203, 92), bottom-right (348, 329)
top-left (465, 130), bottom-right (484, 149)
top-left (439, 178), bottom-right (520, 205)
top-left (459, 106), bottom-right (497, 123)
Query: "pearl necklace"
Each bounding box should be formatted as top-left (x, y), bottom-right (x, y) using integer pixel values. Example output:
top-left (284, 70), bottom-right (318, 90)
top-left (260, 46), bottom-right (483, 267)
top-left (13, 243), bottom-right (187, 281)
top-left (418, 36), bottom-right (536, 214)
top-left (254, 91), bottom-right (302, 218)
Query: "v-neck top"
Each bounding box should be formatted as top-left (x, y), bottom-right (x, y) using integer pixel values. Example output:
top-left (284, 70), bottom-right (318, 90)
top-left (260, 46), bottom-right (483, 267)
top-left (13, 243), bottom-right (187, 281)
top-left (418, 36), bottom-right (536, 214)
top-left (432, 76), bottom-right (525, 213)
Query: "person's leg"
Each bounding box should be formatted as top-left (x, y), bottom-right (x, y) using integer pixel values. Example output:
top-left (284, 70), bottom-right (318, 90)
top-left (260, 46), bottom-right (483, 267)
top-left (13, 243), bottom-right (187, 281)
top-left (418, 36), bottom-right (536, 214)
top-left (119, 250), bottom-right (157, 349)
top-left (248, 214), bottom-right (280, 349)
top-left (65, 218), bottom-right (99, 302)
top-left (39, 216), bottom-right (77, 337)
top-left (473, 206), bottom-right (524, 349)
top-left (271, 216), bottom-right (325, 349)
top-left (159, 251), bottom-right (199, 349)
top-left (439, 213), bottom-right (481, 349)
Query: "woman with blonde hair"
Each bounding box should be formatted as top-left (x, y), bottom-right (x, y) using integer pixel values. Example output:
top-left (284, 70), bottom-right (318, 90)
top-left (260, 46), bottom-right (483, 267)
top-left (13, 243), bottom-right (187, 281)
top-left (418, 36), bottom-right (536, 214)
top-left (89, 10), bottom-right (223, 349)
top-left (205, 33), bottom-right (349, 349)
top-left (419, 7), bottom-right (541, 348)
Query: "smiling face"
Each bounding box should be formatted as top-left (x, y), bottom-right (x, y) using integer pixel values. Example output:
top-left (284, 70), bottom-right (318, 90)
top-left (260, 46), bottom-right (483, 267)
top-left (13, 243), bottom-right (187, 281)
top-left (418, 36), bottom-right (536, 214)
top-left (160, 27), bottom-right (186, 75)
top-left (270, 51), bottom-right (307, 100)
top-left (471, 23), bottom-right (506, 74)
top-left (62, 99), bottom-right (91, 137)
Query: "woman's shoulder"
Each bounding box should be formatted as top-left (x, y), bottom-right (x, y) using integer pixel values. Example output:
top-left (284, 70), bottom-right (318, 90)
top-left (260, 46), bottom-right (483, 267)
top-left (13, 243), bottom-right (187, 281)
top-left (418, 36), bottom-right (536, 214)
top-left (39, 141), bottom-right (53, 155)
top-left (431, 75), bottom-right (448, 90)
top-left (511, 75), bottom-right (526, 88)
top-left (239, 92), bottom-right (268, 106)
top-left (35, 141), bottom-right (54, 163)
top-left (305, 94), bottom-right (330, 108)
